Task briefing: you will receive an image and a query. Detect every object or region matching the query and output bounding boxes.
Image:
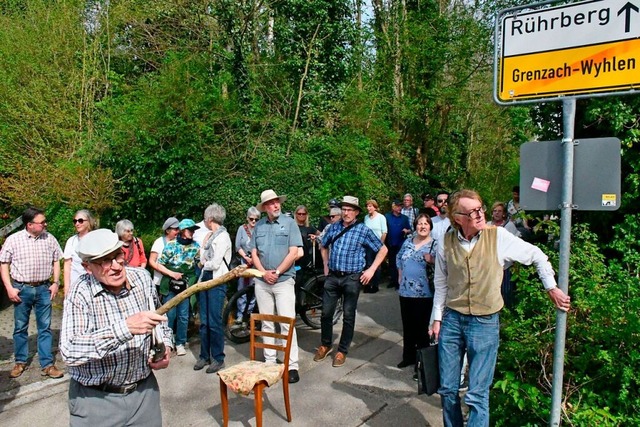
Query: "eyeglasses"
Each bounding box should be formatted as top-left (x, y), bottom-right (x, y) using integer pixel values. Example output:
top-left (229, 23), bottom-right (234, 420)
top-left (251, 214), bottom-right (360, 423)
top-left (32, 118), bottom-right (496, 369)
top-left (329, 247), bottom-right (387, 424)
top-left (124, 229), bottom-right (133, 233)
top-left (30, 220), bottom-right (47, 225)
top-left (437, 198), bottom-right (448, 204)
top-left (73, 218), bottom-right (87, 224)
top-left (341, 207), bottom-right (356, 213)
top-left (248, 218), bottom-right (259, 222)
top-left (296, 212), bottom-right (308, 216)
top-left (454, 206), bottom-right (486, 219)
top-left (94, 252), bottom-right (125, 269)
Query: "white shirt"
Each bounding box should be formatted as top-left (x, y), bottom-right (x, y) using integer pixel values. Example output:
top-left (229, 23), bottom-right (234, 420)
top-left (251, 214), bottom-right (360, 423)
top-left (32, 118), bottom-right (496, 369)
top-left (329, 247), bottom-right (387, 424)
top-left (488, 220), bottom-right (520, 237)
top-left (430, 217), bottom-right (451, 242)
top-left (432, 226), bottom-right (558, 322)
top-left (192, 220), bottom-right (208, 246)
top-left (63, 234), bottom-right (86, 289)
top-left (150, 236), bottom-right (169, 286)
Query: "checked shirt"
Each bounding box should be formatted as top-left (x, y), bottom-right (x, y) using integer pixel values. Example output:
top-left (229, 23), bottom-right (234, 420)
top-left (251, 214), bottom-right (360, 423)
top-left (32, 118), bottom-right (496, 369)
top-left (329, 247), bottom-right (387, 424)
top-left (0, 229), bottom-right (62, 283)
top-left (321, 221), bottom-right (383, 273)
top-left (60, 267), bottom-right (172, 386)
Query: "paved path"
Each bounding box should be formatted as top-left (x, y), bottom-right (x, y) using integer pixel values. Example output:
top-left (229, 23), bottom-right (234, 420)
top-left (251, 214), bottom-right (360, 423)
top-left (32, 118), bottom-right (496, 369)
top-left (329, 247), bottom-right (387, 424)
top-left (0, 286), bottom-right (444, 426)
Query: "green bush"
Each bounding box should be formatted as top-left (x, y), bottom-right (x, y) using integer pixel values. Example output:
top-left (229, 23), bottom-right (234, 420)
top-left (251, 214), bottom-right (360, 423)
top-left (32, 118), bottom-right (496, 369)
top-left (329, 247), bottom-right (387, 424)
top-left (493, 223), bottom-right (640, 425)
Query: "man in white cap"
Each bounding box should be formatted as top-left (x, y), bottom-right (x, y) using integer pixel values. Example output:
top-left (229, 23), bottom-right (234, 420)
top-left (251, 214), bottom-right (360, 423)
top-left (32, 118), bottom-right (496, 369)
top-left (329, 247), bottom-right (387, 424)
top-left (315, 196), bottom-right (388, 367)
top-left (250, 189), bottom-right (303, 384)
top-left (60, 229), bottom-right (173, 427)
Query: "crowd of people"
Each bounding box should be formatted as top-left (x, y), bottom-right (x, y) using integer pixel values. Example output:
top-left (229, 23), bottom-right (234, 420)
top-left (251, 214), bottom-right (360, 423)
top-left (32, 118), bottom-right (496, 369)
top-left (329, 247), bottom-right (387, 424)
top-left (0, 186), bottom-right (570, 427)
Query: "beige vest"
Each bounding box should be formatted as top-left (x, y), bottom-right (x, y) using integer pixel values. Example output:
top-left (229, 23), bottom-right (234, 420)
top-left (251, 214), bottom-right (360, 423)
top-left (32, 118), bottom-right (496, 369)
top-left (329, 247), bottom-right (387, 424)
top-left (444, 227), bottom-right (504, 315)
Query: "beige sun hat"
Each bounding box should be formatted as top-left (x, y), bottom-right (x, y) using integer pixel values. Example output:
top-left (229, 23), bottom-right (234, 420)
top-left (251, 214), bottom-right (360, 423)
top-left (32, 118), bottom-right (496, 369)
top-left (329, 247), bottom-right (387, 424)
top-left (76, 229), bottom-right (124, 262)
top-left (256, 189), bottom-right (287, 212)
top-left (339, 195), bottom-right (362, 211)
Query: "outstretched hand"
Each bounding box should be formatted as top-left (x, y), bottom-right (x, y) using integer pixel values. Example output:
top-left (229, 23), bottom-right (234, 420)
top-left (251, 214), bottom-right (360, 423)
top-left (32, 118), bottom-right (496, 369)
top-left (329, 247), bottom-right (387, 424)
top-left (548, 288), bottom-right (571, 312)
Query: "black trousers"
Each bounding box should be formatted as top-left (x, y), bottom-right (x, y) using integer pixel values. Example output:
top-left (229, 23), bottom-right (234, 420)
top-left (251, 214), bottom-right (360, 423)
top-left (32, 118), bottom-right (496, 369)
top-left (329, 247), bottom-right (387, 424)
top-left (399, 296), bottom-right (433, 364)
top-left (387, 244), bottom-right (402, 288)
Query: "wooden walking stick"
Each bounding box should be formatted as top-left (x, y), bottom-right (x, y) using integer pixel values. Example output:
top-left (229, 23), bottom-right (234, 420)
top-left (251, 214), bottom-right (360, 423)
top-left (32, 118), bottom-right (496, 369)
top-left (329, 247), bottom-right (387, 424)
top-left (155, 265), bottom-right (264, 315)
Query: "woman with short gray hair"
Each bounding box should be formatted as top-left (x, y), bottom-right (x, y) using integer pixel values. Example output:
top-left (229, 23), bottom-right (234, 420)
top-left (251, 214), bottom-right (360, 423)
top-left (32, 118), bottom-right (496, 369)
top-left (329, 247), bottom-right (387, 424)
top-left (115, 219), bottom-right (147, 268)
top-left (194, 203), bottom-right (232, 373)
top-left (232, 207), bottom-right (260, 324)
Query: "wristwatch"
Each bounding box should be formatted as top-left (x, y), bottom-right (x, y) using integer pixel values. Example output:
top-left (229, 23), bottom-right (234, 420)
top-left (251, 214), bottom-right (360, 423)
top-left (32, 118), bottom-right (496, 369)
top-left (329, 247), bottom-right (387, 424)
top-left (275, 269), bottom-right (281, 276)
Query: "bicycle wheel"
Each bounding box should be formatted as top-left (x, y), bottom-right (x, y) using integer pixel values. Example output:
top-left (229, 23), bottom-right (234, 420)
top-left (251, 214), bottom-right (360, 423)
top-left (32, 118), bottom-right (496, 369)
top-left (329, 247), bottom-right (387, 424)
top-left (222, 285), bottom-right (258, 344)
top-left (300, 275), bottom-right (343, 329)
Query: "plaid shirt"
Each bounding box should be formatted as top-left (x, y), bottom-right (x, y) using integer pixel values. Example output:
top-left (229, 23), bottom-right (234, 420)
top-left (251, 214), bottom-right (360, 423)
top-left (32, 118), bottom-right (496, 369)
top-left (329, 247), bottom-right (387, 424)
top-left (401, 207), bottom-right (419, 231)
top-left (60, 267), bottom-right (172, 386)
top-left (0, 229), bottom-right (62, 282)
top-left (321, 221), bottom-right (383, 273)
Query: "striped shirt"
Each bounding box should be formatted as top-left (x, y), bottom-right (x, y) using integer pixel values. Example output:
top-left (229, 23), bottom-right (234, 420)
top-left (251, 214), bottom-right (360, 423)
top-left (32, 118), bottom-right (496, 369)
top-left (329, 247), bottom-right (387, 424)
top-left (60, 267), bottom-right (172, 386)
top-left (0, 229), bottom-right (62, 282)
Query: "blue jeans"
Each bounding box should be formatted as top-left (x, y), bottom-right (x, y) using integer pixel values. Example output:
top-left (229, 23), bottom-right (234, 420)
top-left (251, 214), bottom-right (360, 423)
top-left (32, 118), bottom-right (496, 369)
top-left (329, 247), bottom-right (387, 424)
top-left (197, 271), bottom-right (226, 363)
top-left (321, 273), bottom-right (361, 354)
top-left (164, 291), bottom-right (189, 347)
top-left (13, 283), bottom-right (54, 367)
top-left (438, 309), bottom-right (500, 427)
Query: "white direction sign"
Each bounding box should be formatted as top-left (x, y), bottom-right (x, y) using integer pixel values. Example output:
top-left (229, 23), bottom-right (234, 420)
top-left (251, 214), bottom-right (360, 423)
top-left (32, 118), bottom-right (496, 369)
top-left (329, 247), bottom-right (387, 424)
top-left (495, 0), bottom-right (640, 103)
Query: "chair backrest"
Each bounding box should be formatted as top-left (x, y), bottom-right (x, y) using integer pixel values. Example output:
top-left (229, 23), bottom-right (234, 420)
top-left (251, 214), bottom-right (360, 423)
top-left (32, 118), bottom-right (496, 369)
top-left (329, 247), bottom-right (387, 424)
top-left (249, 313), bottom-right (296, 370)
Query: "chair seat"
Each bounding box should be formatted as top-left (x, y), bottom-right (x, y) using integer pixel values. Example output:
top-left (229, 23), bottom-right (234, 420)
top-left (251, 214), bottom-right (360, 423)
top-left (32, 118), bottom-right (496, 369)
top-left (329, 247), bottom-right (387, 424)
top-left (218, 360), bottom-right (285, 396)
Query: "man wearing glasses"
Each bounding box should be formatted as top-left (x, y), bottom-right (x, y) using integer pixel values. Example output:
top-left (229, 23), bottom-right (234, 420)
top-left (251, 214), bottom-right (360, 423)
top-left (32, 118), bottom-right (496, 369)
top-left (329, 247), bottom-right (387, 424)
top-left (430, 189), bottom-right (571, 427)
top-left (61, 228), bottom-right (172, 426)
top-left (0, 207), bottom-right (64, 379)
top-left (431, 191), bottom-right (450, 225)
top-left (431, 191), bottom-right (451, 242)
top-left (316, 196), bottom-right (388, 367)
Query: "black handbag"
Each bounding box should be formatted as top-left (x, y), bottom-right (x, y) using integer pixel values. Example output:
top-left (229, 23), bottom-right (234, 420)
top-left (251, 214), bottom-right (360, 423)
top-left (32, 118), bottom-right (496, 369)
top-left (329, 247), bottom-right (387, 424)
top-left (168, 278), bottom-right (187, 293)
top-left (416, 340), bottom-right (440, 396)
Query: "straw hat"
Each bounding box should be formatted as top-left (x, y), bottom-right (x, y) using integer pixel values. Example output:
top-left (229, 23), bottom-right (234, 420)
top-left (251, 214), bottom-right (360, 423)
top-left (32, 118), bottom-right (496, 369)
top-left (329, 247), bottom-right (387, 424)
top-left (256, 189), bottom-right (287, 212)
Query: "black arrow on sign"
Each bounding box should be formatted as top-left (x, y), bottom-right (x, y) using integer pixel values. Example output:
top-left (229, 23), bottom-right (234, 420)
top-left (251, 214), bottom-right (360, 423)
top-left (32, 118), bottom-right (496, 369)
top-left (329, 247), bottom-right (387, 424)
top-left (618, 2), bottom-right (639, 33)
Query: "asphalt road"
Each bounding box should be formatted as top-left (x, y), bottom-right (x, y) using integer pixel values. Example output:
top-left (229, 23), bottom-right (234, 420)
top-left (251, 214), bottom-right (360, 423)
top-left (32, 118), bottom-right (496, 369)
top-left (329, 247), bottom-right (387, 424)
top-left (0, 286), bottom-right (444, 426)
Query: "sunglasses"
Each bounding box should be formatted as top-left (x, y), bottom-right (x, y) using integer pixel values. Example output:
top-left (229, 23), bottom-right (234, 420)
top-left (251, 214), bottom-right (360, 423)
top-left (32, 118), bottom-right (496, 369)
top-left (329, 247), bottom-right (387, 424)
top-left (248, 218), bottom-right (259, 222)
top-left (437, 199), bottom-right (448, 203)
top-left (296, 212), bottom-right (308, 216)
top-left (73, 218), bottom-right (87, 224)
top-left (330, 215), bottom-right (340, 218)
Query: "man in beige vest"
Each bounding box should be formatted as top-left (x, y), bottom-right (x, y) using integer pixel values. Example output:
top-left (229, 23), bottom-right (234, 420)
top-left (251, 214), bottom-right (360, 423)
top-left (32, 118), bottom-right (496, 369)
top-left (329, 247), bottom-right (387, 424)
top-left (430, 189), bottom-right (570, 427)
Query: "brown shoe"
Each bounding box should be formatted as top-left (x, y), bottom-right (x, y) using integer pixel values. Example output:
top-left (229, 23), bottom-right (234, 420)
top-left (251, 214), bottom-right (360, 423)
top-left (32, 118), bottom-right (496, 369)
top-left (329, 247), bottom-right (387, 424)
top-left (10, 363), bottom-right (26, 378)
top-left (41, 365), bottom-right (64, 379)
top-left (313, 345), bottom-right (332, 362)
top-left (332, 351), bottom-right (346, 367)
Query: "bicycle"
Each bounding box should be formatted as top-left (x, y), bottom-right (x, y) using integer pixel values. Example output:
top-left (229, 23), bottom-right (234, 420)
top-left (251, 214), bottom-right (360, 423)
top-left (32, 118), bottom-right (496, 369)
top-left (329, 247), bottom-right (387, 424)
top-left (223, 240), bottom-right (343, 343)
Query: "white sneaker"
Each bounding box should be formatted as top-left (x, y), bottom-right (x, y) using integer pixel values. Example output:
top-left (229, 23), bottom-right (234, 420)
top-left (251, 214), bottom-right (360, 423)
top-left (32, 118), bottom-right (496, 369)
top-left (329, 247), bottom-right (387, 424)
top-left (176, 345), bottom-right (187, 356)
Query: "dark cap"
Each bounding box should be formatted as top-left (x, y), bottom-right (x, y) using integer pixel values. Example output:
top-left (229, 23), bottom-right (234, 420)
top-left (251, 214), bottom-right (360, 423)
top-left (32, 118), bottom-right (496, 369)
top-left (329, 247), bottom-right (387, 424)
top-left (392, 199), bottom-right (402, 205)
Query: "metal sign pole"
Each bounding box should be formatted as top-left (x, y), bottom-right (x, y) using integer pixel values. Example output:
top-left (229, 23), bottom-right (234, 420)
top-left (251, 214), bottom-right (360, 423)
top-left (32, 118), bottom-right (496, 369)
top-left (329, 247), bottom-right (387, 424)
top-left (549, 98), bottom-right (576, 426)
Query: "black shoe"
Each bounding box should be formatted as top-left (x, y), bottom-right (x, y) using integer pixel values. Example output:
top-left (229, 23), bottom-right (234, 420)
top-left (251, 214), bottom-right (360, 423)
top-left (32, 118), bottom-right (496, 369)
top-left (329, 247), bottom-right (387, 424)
top-left (397, 360), bottom-right (414, 369)
top-left (193, 359), bottom-right (209, 371)
top-left (386, 283), bottom-right (396, 289)
top-left (413, 373), bottom-right (418, 382)
top-left (288, 369), bottom-right (300, 383)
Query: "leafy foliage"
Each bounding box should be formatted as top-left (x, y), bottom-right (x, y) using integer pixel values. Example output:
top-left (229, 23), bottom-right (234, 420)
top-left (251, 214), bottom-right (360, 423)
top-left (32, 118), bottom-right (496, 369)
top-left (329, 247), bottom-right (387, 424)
top-left (495, 224), bottom-right (640, 425)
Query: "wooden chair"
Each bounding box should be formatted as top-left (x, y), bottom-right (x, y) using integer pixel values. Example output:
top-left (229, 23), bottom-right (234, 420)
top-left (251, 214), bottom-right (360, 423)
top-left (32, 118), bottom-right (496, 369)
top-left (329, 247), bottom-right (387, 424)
top-left (218, 313), bottom-right (295, 427)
